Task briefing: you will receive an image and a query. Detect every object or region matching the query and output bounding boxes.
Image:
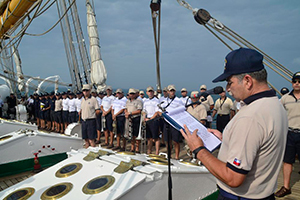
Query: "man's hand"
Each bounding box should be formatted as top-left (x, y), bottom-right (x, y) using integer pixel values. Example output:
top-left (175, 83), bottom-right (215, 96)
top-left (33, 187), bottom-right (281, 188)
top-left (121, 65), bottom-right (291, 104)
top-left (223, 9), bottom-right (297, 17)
top-left (207, 128), bottom-right (222, 141)
top-left (180, 125), bottom-right (204, 152)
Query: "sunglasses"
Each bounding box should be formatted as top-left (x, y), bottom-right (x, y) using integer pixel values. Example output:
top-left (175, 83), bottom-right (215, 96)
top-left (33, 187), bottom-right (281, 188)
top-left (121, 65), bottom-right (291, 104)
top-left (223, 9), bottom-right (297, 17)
top-left (292, 80), bottom-right (300, 84)
top-left (83, 89), bottom-right (89, 92)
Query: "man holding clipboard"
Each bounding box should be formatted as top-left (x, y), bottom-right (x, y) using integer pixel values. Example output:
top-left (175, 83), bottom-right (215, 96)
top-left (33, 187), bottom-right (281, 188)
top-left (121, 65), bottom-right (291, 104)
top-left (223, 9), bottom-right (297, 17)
top-left (181, 48), bottom-right (287, 200)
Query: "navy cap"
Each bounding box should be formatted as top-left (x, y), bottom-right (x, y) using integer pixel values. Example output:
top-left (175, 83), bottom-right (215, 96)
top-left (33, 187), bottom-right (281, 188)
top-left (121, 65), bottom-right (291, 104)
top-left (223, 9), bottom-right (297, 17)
top-left (50, 91), bottom-right (55, 95)
top-left (280, 87), bottom-right (289, 95)
top-left (212, 48), bottom-right (264, 83)
top-left (76, 91), bottom-right (82, 95)
top-left (292, 71), bottom-right (300, 81)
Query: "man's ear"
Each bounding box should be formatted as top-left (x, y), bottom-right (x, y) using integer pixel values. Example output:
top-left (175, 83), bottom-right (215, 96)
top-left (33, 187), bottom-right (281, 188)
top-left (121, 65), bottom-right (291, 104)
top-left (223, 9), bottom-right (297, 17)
top-left (243, 75), bottom-right (253, 90)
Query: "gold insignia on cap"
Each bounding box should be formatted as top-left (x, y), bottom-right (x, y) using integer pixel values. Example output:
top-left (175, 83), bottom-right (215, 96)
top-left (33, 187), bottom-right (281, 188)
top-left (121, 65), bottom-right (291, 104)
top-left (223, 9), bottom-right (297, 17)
top-left (224, 59), bottom-right (227, 70)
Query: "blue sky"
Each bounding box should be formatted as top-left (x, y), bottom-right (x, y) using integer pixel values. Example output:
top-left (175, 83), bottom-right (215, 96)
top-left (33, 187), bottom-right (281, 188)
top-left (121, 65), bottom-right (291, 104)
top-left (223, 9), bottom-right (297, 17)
top-left (12, 0), bottom-right (300, 93)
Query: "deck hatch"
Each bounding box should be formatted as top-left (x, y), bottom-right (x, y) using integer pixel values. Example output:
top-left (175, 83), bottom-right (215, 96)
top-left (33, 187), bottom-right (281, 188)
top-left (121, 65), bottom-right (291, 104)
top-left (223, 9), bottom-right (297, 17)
top-left (3, 187), bottom-right (35, 200)
top-left (82, 175), bottom-right (115, 194)
top-left (55, 163), bottom-right (82, 178)
top-left (41, 182), bottom-right (73, 200)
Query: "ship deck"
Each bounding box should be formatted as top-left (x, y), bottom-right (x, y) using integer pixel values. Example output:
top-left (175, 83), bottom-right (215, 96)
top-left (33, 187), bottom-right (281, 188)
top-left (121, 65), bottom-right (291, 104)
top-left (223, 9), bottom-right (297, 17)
top-left (1, 134), bottom-right (299, 199)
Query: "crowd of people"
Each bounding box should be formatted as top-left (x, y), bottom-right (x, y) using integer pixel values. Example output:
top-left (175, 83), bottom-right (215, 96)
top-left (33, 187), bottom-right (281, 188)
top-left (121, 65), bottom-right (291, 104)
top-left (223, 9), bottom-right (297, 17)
top-left (0, 48), bottom-right (299, 199)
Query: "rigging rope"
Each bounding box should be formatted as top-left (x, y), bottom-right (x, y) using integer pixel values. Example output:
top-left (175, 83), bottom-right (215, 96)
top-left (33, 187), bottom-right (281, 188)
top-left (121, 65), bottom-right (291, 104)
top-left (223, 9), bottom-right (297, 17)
top-left (176, 0), bottom-right (293, 94)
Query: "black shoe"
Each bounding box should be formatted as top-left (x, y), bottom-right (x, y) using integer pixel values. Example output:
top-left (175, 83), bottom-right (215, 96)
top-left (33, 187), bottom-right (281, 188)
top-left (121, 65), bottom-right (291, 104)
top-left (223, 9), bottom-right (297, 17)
top-left (120, 147), bottom-right (125, 151)
top-left (101, 143), bottom-right (109, 147)
top-left (275, 186), bottom-right (291, 197)
top-left (95, 140), bottom-right (101, 144)
top-left (107, 144), bottom-right (114, 149)
top-left (112, 146), bottom-right (121, 151)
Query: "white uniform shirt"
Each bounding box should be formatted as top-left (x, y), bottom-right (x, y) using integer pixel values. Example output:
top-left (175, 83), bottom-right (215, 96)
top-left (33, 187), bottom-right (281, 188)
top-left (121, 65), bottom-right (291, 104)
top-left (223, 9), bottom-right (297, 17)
top-left (180, 96), bottom-right (192, 106)
top-left (143, 97), bottom-right (160, 118)
top-left (62, 98), bottom-right (69, 111)
top-left (27, 98), bottom-right (34, 105)
top-left (112, 96), bottom-right (127, 116)
top-left (164, 96), bottom-right (185, 112)
top-left (101, 95), bottom-right (115, 111)
top-left (75, 97), bottom-right (83, 113)
top-left (159, 96), bottom-right (168, 110)
top-left (96, 96), bottom-right (102, 107)
top-left (68, 98), bottom-right (76, 112)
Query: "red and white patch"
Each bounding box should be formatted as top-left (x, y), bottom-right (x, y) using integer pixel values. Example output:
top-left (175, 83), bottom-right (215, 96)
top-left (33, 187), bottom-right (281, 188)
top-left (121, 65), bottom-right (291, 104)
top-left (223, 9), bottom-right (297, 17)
top-left (233, 158), bottom-right (241, 166)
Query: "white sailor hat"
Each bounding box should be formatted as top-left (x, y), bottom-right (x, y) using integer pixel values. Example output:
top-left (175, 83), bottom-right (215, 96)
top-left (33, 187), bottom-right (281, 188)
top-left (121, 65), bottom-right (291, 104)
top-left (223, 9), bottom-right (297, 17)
top-left (82, 84), bottom-right (91, 90)
top-left (190, 91), bottom-right (199, 98)
top-left (128, 88), bottom-right (136, 94)
top-left (200, 85), bottom-right (207, 90)
top-left (116, 89), bottom-right (123, 93)
top-left (181, 88), bottom-right (187, 92)
top-left (167, 85), bottom-right (176, 91)
top-left (147, 86), bottom-right (154, 92)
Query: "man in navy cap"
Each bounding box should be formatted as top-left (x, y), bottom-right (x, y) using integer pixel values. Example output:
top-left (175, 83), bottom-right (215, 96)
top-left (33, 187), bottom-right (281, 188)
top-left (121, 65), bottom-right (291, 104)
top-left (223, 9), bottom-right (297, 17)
top-left (275, 71), bottom-right (300, 197)
top-left (181, 48), bottom-right (288, 200)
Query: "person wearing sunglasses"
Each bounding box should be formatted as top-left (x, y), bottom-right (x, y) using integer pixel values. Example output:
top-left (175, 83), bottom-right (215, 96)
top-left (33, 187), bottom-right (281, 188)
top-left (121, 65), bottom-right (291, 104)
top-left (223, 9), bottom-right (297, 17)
top-left (275, 71), bottom-right (300, 197)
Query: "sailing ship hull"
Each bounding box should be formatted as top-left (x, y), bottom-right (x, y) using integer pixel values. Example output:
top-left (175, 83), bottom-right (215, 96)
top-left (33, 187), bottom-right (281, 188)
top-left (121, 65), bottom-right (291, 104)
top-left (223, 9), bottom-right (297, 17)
top-left (0, 147), bottom-right (218, 199)
top-left (0, 126), bottom-right (83, 177)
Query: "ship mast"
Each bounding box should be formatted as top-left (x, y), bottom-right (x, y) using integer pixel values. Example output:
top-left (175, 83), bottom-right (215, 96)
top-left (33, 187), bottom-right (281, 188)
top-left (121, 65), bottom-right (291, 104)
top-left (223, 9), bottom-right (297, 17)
top-left (56, 0), bottom-right (91, 92)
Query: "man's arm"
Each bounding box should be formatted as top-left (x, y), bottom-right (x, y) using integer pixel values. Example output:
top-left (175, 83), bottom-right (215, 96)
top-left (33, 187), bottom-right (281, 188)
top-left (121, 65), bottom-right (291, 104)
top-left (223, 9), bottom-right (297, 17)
top-left (180, 125), bottom-right (246, 188)
top-left (212, 109), bottom-right (217, 118)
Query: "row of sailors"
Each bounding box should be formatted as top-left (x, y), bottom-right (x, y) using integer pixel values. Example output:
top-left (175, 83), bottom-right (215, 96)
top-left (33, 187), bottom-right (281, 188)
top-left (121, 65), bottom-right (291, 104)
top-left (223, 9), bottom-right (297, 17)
top-left (80, 84), bottom-right (215, 159)
top-left (33, 84), bottom-right (215, 159)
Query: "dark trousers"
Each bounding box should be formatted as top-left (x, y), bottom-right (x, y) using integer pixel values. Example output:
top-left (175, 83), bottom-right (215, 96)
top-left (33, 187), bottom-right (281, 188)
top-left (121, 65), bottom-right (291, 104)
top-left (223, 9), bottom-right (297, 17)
top-left (216, 114), bottom-right (230, 133)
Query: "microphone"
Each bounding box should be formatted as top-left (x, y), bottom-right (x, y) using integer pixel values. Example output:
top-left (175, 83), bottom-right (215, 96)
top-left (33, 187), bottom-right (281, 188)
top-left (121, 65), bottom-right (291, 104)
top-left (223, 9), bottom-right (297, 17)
top-left (198, 86), bottom-right (224, 99)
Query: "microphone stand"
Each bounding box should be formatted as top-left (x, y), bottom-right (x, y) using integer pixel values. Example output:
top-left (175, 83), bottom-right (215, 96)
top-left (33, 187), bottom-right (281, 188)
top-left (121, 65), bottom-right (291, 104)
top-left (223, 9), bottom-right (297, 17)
top-left (158, 103), bottom-right (172, 200)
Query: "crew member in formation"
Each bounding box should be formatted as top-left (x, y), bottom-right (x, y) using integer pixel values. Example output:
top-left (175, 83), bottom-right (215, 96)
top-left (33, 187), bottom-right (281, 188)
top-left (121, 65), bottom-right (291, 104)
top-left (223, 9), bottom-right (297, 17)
top-left (95, 91), bottom-right (104, 144)
top-left (162, 84), bottom-right (185, 160)
top-left (54, 93), bottom-right (63, 133)
top-left (79, 84), bottom-right (100, 148)
top-left (39, 94), bottom-right (45, 129)
top-left (199, 84), bottom-right (214, 128)
top-left (212, 88), bottom-right (235, 133)
top-left (187, 91), bottom-right (207, 125)
top-left (111, 89), bottom-right (127, 151)
top-left (68, 93), bottom-right (77, 123)
top-left (62, 92), bottom-right (69, 132)
top-left (143, 86), bottom-right (160, 155)
top-left (158, 87), bottom-right (168, 147)
top-left (49, 92), bottom-right (56, 131)
top-left (75, 91), bottom-right (83, 122)
top-left (180, 88), bottom-right (191, 106)
top-left (44, 93), bottom-right (51, 130)
top-left (125, 88), bottom-right (143, 153)
top-left (139, 90), bottom-right (146, 102)
top-left (101, 86), bottom-right (115, 146)
top-left (33, 94), bottom-right (40, 127)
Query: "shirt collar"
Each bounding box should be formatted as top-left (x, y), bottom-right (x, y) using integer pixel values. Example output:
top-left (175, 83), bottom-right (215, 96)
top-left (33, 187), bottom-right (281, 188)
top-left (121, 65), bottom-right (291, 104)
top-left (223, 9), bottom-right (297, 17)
top-left (288, 90), bottom-right (298, 101)
top-left (84, 95), bottom-right (92, 100)
top-left (243, 89), bottom-right (276, 105)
